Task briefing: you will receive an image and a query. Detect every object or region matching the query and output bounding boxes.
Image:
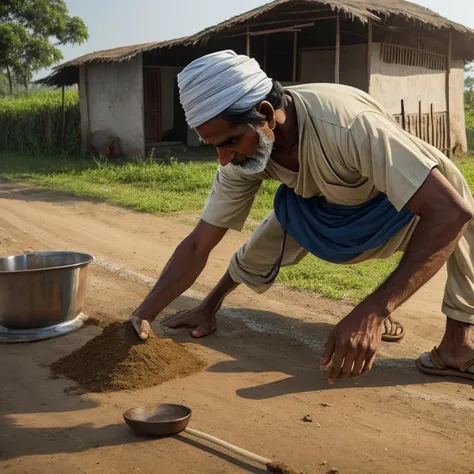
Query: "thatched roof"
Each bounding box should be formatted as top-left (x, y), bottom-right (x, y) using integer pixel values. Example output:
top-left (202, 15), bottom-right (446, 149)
top-left (190, 0), bottom-right (474, 40)
top-left (38, 0), bottom-right (474, 87)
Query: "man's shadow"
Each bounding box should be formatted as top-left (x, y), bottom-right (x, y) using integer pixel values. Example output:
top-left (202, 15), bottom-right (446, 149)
top-left (156, 295), bottom-right (465, 402)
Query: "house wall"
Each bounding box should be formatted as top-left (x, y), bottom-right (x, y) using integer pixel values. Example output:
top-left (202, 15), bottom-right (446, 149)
top-left (449, 59), bottom-right (468, 153)
top-left (370, 44), bottom-right (467, 152)
top-left (79, 54), bottom-right (145, 156)
top-left (370, 43), bottom-right (446, 115)
top-left (300, 44), bottom-right (368, 91)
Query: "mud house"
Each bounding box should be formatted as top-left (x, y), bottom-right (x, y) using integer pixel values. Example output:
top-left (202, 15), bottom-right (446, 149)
top-left (39, 0), bottom-right (474, 157)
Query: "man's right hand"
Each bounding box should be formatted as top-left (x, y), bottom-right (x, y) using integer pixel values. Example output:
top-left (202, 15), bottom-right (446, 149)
top-left (127, 220), bottom-right (228, 342)
top-left (128, 314), bottom-right (152, 340)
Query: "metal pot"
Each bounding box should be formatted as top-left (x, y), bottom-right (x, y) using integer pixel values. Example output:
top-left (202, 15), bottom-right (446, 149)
top-left (0, 251), bottom-right (94, 330)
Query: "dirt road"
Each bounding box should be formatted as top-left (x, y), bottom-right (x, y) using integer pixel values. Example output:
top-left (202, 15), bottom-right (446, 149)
top-left (0, 182), bottom-right (473, 474)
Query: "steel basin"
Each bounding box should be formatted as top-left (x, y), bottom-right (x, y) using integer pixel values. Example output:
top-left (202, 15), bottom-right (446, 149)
top-left (0, 251), bottom-right (94, 330)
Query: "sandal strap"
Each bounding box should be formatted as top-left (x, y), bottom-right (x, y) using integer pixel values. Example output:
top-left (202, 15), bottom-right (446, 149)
top-left (430, 347), bottom-right (447, 369)
top-left (460, 358), bottom-right (474, 373)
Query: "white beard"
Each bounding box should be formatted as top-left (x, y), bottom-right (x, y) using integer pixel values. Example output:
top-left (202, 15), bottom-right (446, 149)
top-left (234, 127), bottom-right (274, 176)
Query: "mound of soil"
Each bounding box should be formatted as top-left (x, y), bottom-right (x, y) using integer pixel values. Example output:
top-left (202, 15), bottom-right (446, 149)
top-left (267, 462), bottom-right (302, 474)
top-left (50, 322), bottom-right (206, 393)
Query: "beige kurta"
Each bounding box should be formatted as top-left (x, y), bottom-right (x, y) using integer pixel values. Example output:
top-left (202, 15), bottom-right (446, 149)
top-left (201, 83), bottom-right (474, 324)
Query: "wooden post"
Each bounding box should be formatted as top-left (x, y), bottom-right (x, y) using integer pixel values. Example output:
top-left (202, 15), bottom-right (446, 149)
top-left (292, 31), bottom-right (298, 82)
top-left (367, 18), bottom-right (373, 94)
top-left (263, 35), bottom-right (268, 71)
top-left (401, 99), bottom-right (406, 131)
top-left (418, 101), bottom-right (423, 140)
top-left (61, 84), bottom-right (66, 154)
top-left (335, 15), bottom-right (340, 84)
top-left (445, 32), bottom-right (452, 158)
top-left (246, 26), bottom-right (251, 56)
top-left (81, 63), bottom-right (92, 155)
top-left (430, 103), bottom-right (435, 147)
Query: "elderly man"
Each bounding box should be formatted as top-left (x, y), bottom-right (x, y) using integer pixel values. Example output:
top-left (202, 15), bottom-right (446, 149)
top-left (130, 50), bottom-right (474, 383)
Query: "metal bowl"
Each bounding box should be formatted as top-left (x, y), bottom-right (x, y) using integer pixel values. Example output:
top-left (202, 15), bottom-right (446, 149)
top-left (123, 404), bottom-right (192, 437)
top-left (0, 251), bottom-right (94, 330)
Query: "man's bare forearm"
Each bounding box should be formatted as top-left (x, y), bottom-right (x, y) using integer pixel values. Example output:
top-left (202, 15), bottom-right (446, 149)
top-left (132, 240), bottom-right (210, 321)
top-left (362, 213), bottom-right (471, 319)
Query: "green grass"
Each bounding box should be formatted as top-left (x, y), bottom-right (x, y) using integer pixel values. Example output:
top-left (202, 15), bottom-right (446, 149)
top-left (0, 153), bottom-right (279, 219)
top-left (1, 153), bottom-right (474, 302)
top-left (278, 255), bottom-right (401, 300)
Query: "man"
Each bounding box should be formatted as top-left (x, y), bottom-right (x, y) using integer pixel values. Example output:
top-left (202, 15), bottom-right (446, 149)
top-left (130, 50), bottom-right (474, 384)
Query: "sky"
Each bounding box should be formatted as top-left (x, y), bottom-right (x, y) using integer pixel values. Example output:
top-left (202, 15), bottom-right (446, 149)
top-left (36, 0), bottom-right (474, 79)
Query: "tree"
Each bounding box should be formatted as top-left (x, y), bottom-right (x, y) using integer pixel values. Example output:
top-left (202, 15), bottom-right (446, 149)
top-left (0, 0), bottom-right (88, 94)
top-left (466, 64), bottom-right (474, 109)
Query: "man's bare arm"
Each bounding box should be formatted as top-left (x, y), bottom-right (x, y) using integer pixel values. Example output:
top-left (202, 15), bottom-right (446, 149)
top-left (129, 220), bottom-right (228, 339)
top-left (367, 168), bottom-right (473, 317)
top-left (322, 168), bottom-right (474, 382)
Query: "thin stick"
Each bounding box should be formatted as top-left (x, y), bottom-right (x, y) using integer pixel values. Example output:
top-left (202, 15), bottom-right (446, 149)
top-left (246, 26), bottom-right (250, 56)
top-left (335, 14), bottom-right (340, 84)
top-left (367, 18), bottom-right (373, 93)
top-left (224, 22), bottom-right (314, 38)
top-left (417, 101), bottom-right (421, 138)
top-left (250, 22), bottom-right (313, 37)
top-left (184, 427), bottom-right (272, 466)
top-left (446, 32), bottom-right (452, 158)
top-left (61, 84), bottom-right (66, 153)
top-left (430, 103), bottom-right (435, 147)
top-left (293, 31), bottom-right (298, 82)
top-left (401, 99), bottom-right (406, 131)
top-left (250, 27), bottom-right (300, 37)
top-left (263, 35), bottom-right (268, 71)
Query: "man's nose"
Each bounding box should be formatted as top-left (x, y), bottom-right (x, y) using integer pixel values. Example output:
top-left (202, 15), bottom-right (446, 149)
top-left (216, 147), bottom-right (235, 166)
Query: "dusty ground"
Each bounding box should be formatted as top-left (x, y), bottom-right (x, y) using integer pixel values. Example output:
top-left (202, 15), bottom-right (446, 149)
top-left (0, 182), bottom-right (473, 474)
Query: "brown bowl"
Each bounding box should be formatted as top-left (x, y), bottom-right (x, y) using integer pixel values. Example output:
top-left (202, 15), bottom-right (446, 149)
top-left (123, 403), bottom-right (192, 437)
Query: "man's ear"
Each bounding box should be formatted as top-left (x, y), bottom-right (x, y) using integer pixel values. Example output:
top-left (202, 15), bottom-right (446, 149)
top-left (257, 101), bottom-right (276, 130)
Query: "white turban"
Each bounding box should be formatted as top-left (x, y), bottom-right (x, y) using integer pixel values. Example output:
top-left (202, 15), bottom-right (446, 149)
top-left (178, 50), bottom-right (273, 129)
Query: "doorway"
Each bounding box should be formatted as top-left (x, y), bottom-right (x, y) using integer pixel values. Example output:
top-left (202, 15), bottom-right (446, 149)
top-left (143, 67), bottom-right (163, 143)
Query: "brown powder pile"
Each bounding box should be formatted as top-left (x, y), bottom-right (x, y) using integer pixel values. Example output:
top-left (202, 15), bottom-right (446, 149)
top-left (267, 462), bottom-right (303, 474)
top-left (50, 322), bottom-right (206, 393)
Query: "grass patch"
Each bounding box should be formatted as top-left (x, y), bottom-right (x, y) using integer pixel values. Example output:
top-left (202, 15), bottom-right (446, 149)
top-left (1, 153), bottom-right (474, 303)
top-left (279, 255), bottom-right (401, 301)
top-left (0, 153), bottom-right (280, 219)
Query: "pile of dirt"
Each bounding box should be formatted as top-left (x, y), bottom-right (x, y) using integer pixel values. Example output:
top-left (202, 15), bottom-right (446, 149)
top-left (50, 322), bottom-right (206, 393)
top-left (267, 462), bottom-right (302, 474)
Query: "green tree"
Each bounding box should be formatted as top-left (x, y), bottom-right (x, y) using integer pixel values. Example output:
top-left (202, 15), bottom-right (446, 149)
top-left (0, 0), bottom-right (88, 94)
top-left (466, 64), bottom-right (474, 108)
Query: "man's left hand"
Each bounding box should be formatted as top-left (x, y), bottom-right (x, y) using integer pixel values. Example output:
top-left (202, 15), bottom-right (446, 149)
top-left (320, 307), bottom-right (386, 384)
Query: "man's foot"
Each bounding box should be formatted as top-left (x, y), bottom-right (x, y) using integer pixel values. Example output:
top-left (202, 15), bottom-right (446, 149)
top-left (417, 318), bottom-right (474, 380)
top-left (382, 317), bottom-right (405, 342)
top-left (164, 307), bottom-right (217, 338)
top-left (435, 318), bottom-right (474, 370)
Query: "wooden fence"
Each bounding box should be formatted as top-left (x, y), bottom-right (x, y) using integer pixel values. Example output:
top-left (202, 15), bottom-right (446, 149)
top-left (393, 100), bottom-right (449, 155)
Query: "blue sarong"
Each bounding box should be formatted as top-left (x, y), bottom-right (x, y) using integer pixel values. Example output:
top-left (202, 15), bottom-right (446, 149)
top-left (273, 184), bottom-right (414, 264)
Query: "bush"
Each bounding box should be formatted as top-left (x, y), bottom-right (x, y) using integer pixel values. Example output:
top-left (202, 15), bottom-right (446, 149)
top-left (466, 105), bottom-right (474, 153)
top-left (0, 89), bottom-right (80, 155)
